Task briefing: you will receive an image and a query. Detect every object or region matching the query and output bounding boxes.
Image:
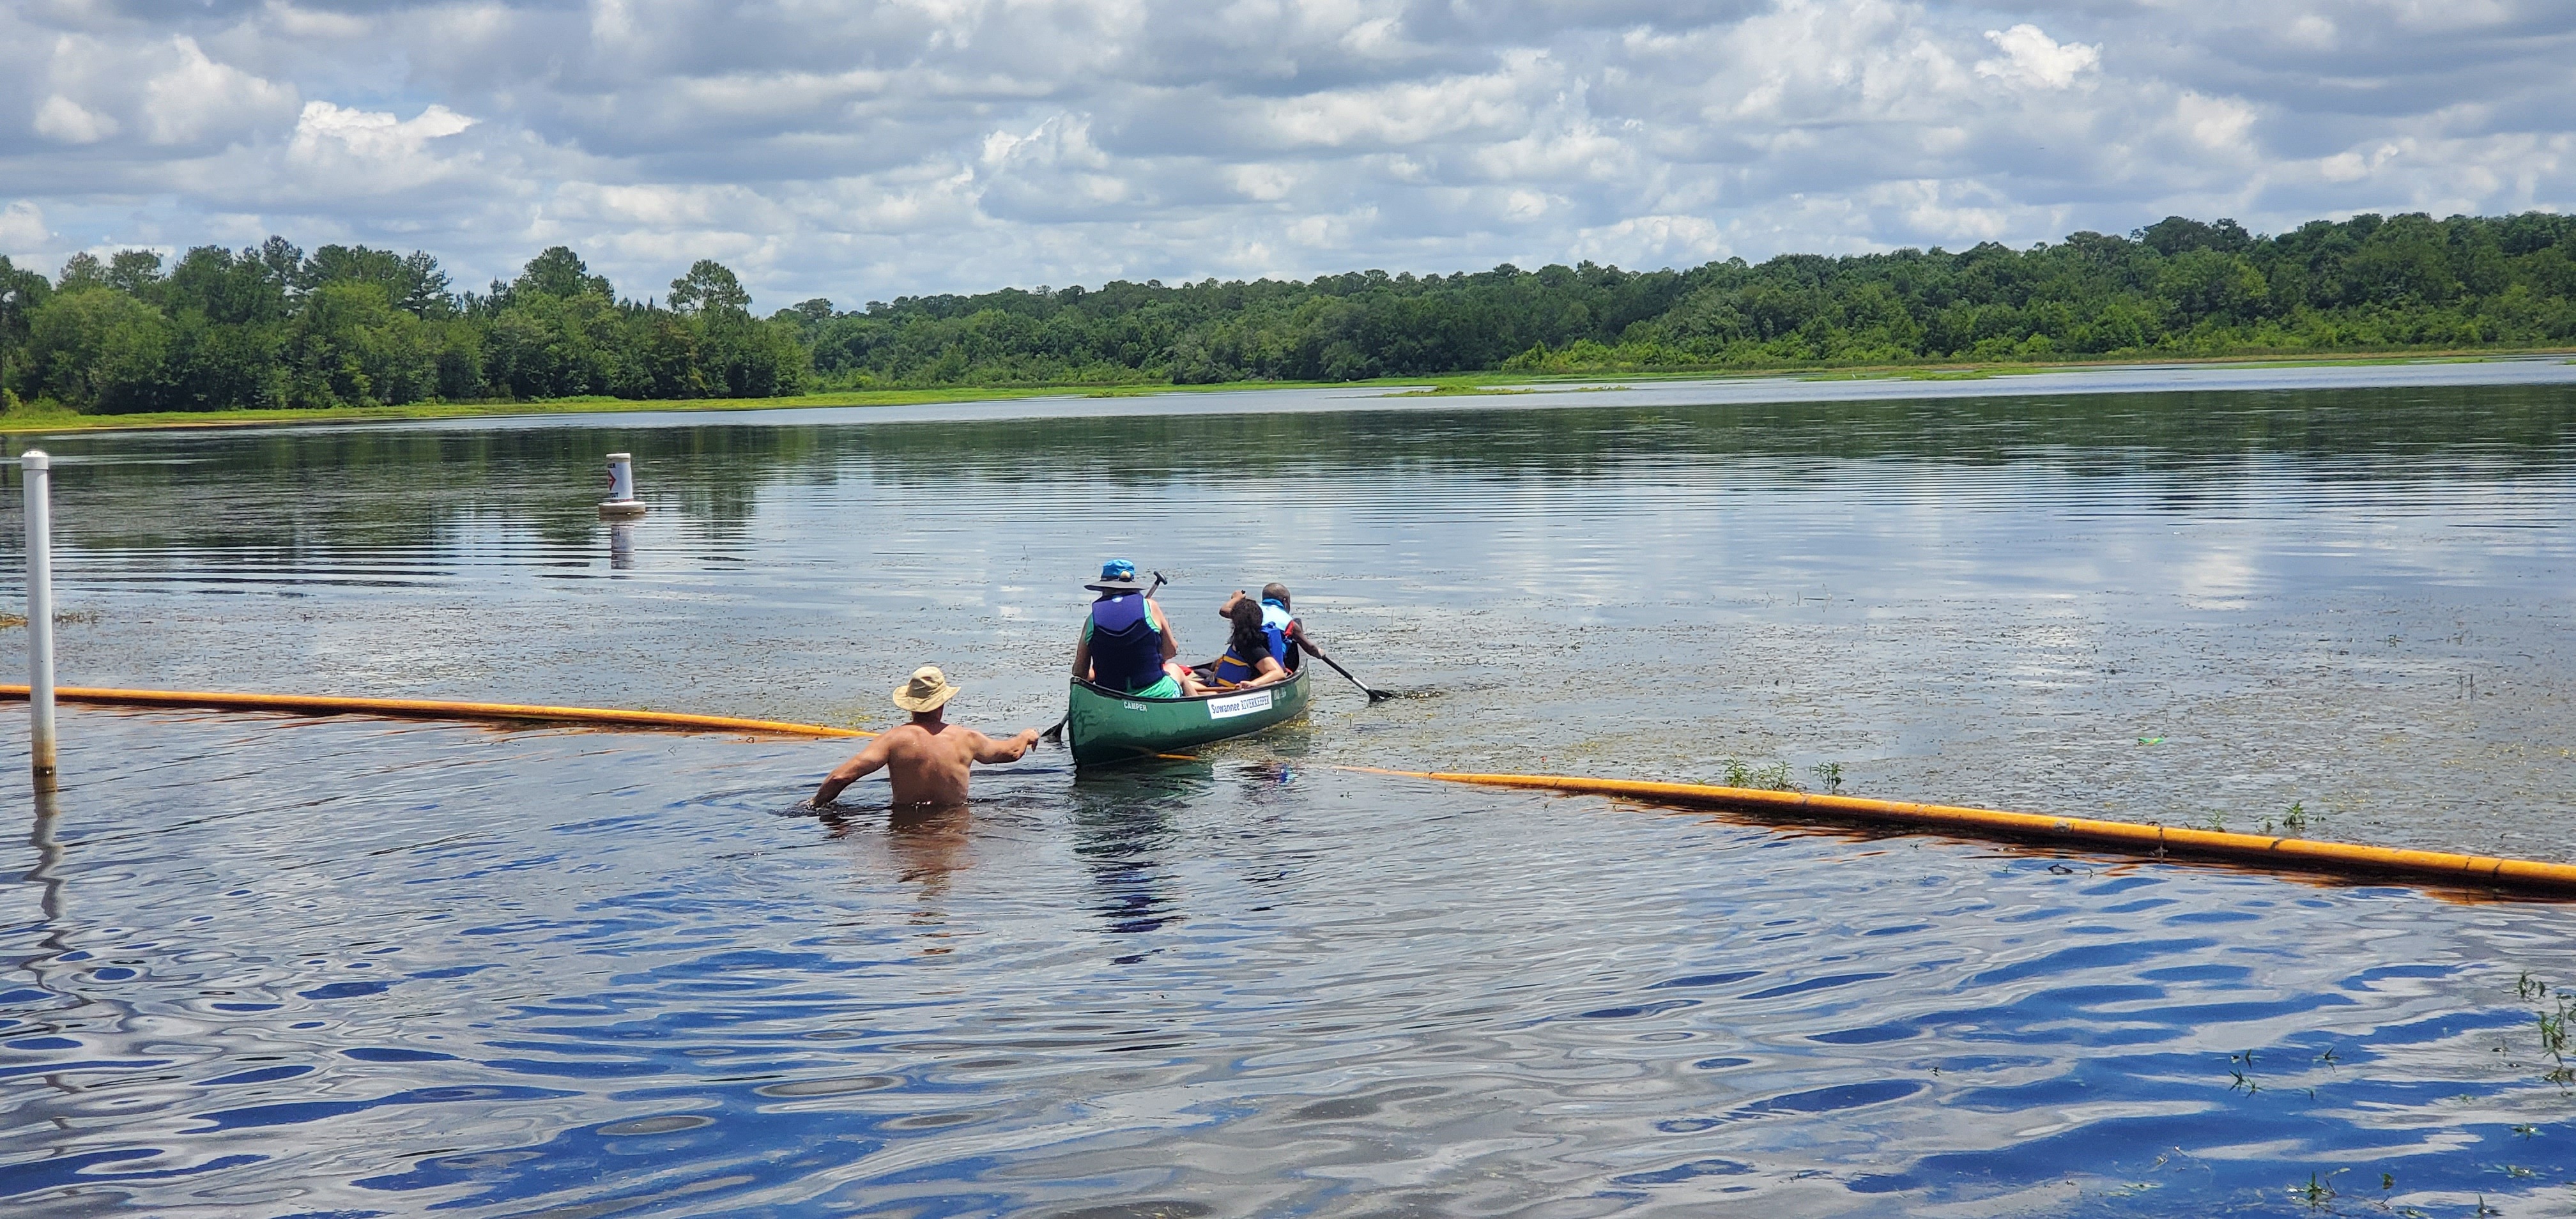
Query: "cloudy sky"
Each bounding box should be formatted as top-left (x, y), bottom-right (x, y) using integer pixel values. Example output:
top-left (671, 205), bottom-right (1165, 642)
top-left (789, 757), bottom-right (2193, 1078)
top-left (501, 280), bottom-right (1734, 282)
top-left (2, 0), bottom-right (2570, 307)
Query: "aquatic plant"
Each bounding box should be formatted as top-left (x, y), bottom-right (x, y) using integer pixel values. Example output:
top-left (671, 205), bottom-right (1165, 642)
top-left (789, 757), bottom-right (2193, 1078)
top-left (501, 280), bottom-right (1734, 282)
top-left (1717, 758), bottom-right (1800, 792)
top-left (2292, 1171), bottom-right (2334, 1209)
top-left (2282, 801), bottom-right (2308, 833)
top-left (2515, 975), bottom-right (2574, 1089)
top-left (1808, 761), bottom-right (1844, 794)
top-left (2228, 1049), bottom-right (2260, 1094)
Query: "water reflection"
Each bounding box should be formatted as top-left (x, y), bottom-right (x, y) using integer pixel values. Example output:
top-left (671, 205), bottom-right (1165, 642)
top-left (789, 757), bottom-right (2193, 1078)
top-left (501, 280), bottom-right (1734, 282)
top-left (25, 785), bottom-right (61, 924)
top-left (607, 521), bottom-right (635, 572)
top-left (1068, 762), bottom-right (1207, 949)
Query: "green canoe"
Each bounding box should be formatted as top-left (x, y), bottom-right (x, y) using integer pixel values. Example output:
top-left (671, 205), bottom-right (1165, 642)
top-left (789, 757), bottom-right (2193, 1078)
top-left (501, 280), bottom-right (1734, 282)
top-left (1064, 666), bottom-right (1313, 763)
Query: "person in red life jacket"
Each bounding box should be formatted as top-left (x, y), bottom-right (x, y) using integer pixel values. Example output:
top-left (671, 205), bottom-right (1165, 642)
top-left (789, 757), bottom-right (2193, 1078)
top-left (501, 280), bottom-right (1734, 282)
top-left (1070, 558), bottom-right (1191, 698)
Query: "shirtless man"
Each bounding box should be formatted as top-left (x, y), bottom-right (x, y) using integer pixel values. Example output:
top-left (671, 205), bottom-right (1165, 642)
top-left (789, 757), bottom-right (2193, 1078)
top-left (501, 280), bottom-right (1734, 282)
top-left (808, 666), bottom-right (1040, 808)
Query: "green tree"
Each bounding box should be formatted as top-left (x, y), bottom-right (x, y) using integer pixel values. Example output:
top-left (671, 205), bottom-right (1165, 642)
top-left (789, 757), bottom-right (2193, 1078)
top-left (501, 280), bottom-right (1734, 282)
top-left (668, 259), bottom-right (751, 315)
top-left (0, 256), bottom-right (51, 395)
top-left (167, 245), bottom-right (290, 325)
top-left (284, 282), bottom-right (438, 407)
top-left (482, 291), bottom-right (620, 399)
top-left (105, 250), bottom-right (167, 299)
top-left (56, 252), bottom-right (107, 292)
top-left (511, 247), bottom-right (614, 302)
top-left (302, 245), bottom-right (453, 316)
top-left (18, 288), bottom-right (172, 411)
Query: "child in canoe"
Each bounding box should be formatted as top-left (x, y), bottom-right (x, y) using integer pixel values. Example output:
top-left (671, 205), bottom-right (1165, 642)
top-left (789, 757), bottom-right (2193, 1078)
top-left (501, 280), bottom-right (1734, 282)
top-left (1190, 595), bottom-right (1290, 691)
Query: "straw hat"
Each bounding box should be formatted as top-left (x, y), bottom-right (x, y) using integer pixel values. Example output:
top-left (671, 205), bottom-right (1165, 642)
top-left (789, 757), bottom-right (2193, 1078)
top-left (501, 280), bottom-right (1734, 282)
top-left (891, 665), bottom-right (960, 712)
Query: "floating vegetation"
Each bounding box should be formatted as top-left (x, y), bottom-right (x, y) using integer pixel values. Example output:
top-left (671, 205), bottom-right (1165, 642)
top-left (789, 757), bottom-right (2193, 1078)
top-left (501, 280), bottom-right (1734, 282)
top-left (2228, 1049), bottom-right (2261, 1094)
top-left (2511, 974), bottom-right (2574, 1089)
top-left (1719, 758), bottom-right (1798, 791)
top-left (1390, 384), bottom-right (1533, 397)
top-left (0, 610), bottom-right (98, 629)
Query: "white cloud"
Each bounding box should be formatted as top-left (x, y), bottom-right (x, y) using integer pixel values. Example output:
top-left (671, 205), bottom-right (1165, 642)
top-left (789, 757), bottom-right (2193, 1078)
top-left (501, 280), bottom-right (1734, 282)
top-left (0, 201), bottom-right (49, 254)
top-left (33, 96), bottom-right (118, 145)
top-left (286, 102), bottom-right (479, 185)
top-left (0, 0), bottom-right (2570, 300)
top-left (1975, 24), bottom-right (2101, 89)
top-left (143, 38), bottom-right (298, 146)
top-left (2175, 91), bottom-right (2258, 153)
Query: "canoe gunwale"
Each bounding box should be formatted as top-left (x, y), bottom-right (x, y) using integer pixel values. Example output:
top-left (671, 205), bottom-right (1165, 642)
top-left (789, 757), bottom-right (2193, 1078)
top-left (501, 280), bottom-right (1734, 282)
top-left (1068, 667), bottom-right (1307, 705)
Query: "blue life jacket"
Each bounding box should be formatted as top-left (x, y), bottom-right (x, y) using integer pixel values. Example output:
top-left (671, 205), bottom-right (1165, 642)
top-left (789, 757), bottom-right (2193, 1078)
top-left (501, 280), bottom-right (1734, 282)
top-left (1087, 593), bottom-right (1165, 693)
top-left (1213, 644), bottom-right (1263, 686)
top-left (1259, 599), bottom-right (1296, 669)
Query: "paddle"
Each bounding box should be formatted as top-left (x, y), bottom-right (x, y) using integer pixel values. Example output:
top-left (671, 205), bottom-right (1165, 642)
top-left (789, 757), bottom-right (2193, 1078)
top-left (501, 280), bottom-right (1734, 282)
top-left (1045, 571), bottom-right (1167, 744)
top-left (1298, 634), bottom-right (1395, 703)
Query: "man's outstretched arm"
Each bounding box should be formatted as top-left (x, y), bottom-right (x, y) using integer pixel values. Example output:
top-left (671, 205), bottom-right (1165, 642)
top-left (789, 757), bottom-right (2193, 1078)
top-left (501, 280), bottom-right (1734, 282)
top-left (811, 737), bottom-right (893, 807)
top-left (972, 729), bottom-right (1041, 765)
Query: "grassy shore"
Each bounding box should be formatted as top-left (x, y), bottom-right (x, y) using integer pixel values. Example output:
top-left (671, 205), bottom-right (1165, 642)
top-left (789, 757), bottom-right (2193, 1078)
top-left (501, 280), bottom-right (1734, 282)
top-left (4, 348), bottom-right (2568, 435)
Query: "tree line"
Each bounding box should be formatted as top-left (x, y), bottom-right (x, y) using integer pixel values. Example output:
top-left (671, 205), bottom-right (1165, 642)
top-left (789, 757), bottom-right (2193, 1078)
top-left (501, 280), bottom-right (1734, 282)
top-left (0, 243), bottom-right (804, 413)
top-left (4, 210), bottom-right (2573, 413)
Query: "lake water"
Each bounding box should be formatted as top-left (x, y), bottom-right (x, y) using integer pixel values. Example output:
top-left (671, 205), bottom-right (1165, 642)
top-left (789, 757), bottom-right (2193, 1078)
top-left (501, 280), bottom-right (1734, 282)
top-left (4, 365), bottom-right (2575, 1215)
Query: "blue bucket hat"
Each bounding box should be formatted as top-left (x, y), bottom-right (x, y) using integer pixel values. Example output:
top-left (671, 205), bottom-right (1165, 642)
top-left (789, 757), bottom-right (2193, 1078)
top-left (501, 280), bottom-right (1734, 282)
top-left (1085, 558), bottom-right (1147, 593)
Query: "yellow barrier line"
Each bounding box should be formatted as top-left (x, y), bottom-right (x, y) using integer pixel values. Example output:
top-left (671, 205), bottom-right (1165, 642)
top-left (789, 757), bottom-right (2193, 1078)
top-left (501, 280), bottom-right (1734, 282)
top-left (1344, 767), bottom-right (2576, 896)
top-left (0, 685), bottom-right (871, 739)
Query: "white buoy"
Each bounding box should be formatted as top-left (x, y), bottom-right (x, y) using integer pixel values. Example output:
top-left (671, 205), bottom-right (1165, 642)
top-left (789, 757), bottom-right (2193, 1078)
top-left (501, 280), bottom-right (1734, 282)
top-left (22, 450), bottom-right (56, 792)
top-left (599, 452), bottom-right (646, 518)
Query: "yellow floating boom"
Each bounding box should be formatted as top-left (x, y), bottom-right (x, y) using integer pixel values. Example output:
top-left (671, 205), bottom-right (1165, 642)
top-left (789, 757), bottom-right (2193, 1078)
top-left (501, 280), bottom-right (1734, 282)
top-left (1351, 767), bottom-right (2576, 897)
top-left (0, 685), bottom-right (870, 739)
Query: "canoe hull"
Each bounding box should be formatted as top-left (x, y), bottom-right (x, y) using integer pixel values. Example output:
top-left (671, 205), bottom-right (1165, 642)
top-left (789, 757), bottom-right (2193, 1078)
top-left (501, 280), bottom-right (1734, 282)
top-left (1065, 668), bottom-right (1312, 763)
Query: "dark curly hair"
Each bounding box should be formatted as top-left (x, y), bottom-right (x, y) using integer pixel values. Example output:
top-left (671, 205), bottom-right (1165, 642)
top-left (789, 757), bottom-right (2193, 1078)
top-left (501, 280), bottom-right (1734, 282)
top-left (1227, 597), bottom-right (1269, 670)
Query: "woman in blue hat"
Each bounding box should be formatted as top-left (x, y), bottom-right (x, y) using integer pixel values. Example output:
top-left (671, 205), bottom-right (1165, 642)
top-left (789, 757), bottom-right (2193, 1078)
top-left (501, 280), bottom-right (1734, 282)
top-left (1070, 559), bottom-right (1190, 698)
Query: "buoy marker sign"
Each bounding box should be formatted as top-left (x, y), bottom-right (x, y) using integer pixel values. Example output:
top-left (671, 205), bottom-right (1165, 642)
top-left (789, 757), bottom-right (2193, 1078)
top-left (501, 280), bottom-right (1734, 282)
top-left (599, 452), bottom-right (647, 518)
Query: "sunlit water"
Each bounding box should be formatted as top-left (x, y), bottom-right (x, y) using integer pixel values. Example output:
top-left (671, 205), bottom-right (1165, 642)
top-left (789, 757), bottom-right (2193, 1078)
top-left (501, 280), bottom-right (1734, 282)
top-left (4, 367), bottom-right (2575, 1215)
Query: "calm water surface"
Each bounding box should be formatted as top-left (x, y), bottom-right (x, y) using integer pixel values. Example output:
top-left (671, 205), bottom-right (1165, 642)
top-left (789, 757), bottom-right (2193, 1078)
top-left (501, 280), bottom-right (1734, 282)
top-left (4, 372), bottom-right (2575, 1215)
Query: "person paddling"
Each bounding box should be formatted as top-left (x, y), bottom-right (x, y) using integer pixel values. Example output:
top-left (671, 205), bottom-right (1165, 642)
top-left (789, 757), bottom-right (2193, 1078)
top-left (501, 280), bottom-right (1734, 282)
top-left (809, 666), bottom-right (1039, 808)
top-left (1070, 558), bottom-right (1191, 698)
top-left (1230, 582), bottom-right (1340, 673)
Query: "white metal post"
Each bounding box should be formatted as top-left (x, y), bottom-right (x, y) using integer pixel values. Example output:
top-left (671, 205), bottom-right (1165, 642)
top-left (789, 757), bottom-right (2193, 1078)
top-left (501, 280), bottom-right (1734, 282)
top-left (22, 450), bottom-right (55, 792)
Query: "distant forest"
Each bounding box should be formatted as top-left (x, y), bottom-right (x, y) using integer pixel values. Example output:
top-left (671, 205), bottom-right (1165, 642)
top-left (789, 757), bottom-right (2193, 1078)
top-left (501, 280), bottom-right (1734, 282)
top-left (4, 210), bottom-right (2575, 413)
